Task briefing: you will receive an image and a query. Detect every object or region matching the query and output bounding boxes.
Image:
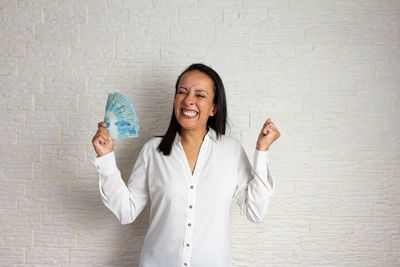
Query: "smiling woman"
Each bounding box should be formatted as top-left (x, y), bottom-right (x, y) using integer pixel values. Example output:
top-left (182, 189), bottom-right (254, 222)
top-left (91, 63), bottom-right (281, 267)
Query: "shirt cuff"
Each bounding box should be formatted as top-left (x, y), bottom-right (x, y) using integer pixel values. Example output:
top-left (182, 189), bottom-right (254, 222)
top-left (253, 149), bottom-right (274, 192)
top-left (91, 151), bottom-right (118, 175)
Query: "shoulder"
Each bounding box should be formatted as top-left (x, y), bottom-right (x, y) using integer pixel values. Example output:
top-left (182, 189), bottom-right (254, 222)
top-left (216, 134), bottom-right (243, 152)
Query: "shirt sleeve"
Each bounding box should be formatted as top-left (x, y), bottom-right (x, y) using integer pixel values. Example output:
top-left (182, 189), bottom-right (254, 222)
top-left (233, 144), bottom-right (275, 223)
top-left (91, 145), bottom-right (150, 225)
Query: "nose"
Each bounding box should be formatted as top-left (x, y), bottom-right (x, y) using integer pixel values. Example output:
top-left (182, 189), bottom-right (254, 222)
top-left (183, 92), bottom-right (195, 106)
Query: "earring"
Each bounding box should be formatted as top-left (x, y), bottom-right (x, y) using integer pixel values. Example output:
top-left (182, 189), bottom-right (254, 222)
top-left (210, 113), bottom-right (214, 117)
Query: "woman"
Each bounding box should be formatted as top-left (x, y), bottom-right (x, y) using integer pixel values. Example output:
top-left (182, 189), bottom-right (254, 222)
top-left (91, 63), bottom-right (280, 267)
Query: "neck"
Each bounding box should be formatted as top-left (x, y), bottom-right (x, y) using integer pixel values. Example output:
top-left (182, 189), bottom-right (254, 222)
top-left (180, 127), bottom-right (208, 147)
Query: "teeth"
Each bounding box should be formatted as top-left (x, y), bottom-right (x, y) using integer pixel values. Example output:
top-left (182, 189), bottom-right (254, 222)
top-left (183, 110), bottom-right (198, 117)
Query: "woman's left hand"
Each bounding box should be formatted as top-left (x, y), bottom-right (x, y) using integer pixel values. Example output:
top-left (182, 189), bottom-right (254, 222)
top-left (256, 118), bottom-right (281, 151)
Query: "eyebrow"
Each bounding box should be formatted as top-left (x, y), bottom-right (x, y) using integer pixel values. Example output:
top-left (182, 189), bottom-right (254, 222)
top-left (179, 86), bottom-right (209, 95)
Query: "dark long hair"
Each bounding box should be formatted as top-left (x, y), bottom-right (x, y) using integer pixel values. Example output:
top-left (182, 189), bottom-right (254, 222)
top-left (157, 63), bottom-right (228, 155)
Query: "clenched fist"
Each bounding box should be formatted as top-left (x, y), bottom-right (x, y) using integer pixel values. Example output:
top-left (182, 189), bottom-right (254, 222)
top-left (256, 118), bottom-right (281, 151)
top-left (92, 121), bottom-right (114, 157)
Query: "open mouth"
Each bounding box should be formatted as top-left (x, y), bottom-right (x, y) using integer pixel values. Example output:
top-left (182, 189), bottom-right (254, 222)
top-left (181, 108), bottom-right (198, 119)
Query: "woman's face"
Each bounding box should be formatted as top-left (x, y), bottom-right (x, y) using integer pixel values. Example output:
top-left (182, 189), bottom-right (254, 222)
top-left (174, 70), bottom-right (217, 132)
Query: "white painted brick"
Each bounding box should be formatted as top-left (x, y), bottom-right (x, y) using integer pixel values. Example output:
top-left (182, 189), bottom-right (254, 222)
top-left (332, 59), bottom-right (376, 79)
top-left (304, 95), bottom-right (347, 112)
top-left (63, 59), bottom-right (106, 76)
top-left (124, 23), bottom-right (169, 42)
top-left (295, 182), bottom-right (338, 199)
top-left (312, 79), bottom-right (356, 96)
top-left (228, 111), bottom-right (249, 128)
top-left (26, 41), bottom-right (69, 58)
top-left (172, 22), bottom-right (214, 42)
top-left (310, 218), bottom-right (354, 235)
top-left (0, 22), bottom-right (33, 41)
top-left (79, 24), bottom-right (123, 41)
top-left (243, 58), bottom-right (286, 77)
top-left (289, 0), bottom-right (333, 8)
top-left (18, 0), bottom-right (61, 7)
top-left (26, 248), bottom-right (68, 264)
top-left (314, 10), bottom-right (358, 25)
top-left (285, 197), bottom-right (330, 216)
top-left (0, 146), bottom-right (39, 179)
top-left (215, 23), bottom-right (258, 42)
top-left (294, 252), bottom-right (338, 266)
top-left (70, 248), bottom-right (114, 264)
top-left (339, 253), bottom-right (383, 266)
top-left (355, 217), bottom-right (399, 235)
top-left (259, 23), bottom-right (305, 43)
top-left (348, 95), bottom-right (393, 113)
top-left (269, 78), bottom-right (310, 96)
top-left (0, 57), bottom-right (16, 75)
top-left (42, 214), bottom-right (85, 231)
top-left (224, 76), bottom-right (266, 96)
top-left (269, 8), bottom-right (312, 25)
top-left (78, 230), bottom-right (125, 247)
top-left (287, 58), bottom-right (332, 78)
top-left (206, 43), bottom-right (249, 66)
top-left (341, 45), bottom-right (385, 61)
top-left (0, 180), bottom-right (25, 212)
top-left (116, 41), bottom-right (160, 61)
top-left (26, 180), bottom-right (70, 198)
top-left (345, 233), bottom-right (391, 251)
top-left (63, 0), bottom-right (106, 7)
top-left (376, 199), bottom-right (400, 216)
top-left (251, 43), bottom-right (294, 61)
top-left (385, 253), bottom-right (400, 266)
top-left (247, 250), bottom-right (293, 266)
top-left (107, 60), bottom-right (151, 76)
top-left (334, 0), bottom-right (377, 8)
top-left (0, 0), bottom-right (16, 7)
top-left (265, 217), bottom-right (309, 236)
top-left (223, 8), bottom-right (267, 25)
top-left (178, 7), bottom-right (222, 24)
top-left (377, 45), bottom-right (400, 79)
top-left (106, 0), bottom-right (151, 7)
top-left (87, 215), bottom-right (131, 231)
top-left (302, 235), bottom-right (346, 251)
top-left (0, 111), bottom-right (24, 144)
top-left (132, 76), bottom-right (175, 110)
top-left (153, 0), bottom-right (196, 7)
top-left (378, 0), bottom-right (400, 8)
top-left (133, 8), bottom-right (177, 25)
top-left (0, 41), bottom-right (25, 56)
top-left (161, 43), bottom-right (206, 62)
top-left (0, 7), bottom-right (42, 26)
top-left (243, 0), bottom-right (287, 7)
top-left (151, 61), bottom-right (191, 77)
top-left (0, 248), bottom-right (24, 266)
top-left (112, 249), bottom-right (142, 266)
top-left (198, 0), bottom-right (241, 7)
top-left (333, 197), bottom-right (375, 216)
top-left (0, 228), bottom-right (32, 247)
top-left (62, 112), bottom-right (103, 144)
top-left (88, 8), bottom-right (130, 25)
top-left (0, 214), bottom-right (40, 231)
top-left (34, 229), bottom-right (76, 247)
top-left (305, 25), bottom-right (350, 43)
top-left (19, 197), bottom-right (61, 213)
top-left (71, 42), bottom-right (114, 61)
top-left (62, 180), bottom-right (108, 214)
top-left (357, 79), bottom-right (400, 97)
top-left (255, 231), bottom-right (301, 250)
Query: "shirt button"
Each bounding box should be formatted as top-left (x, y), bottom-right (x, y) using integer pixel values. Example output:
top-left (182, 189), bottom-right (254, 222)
top-left (189, 205), bottom-right (192, 209)
top-left (184, 263), bottom-right (187, 266)
top-left (186, 243), bottom-right (190, 247)
top-left (190, 185), bottom-right (194, 189)
top-left (188, 223), bottom-right (191, 227)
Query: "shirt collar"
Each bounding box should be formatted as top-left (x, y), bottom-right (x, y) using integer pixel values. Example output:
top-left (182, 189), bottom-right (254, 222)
top-left (174, 127), bottom-right (218, 146)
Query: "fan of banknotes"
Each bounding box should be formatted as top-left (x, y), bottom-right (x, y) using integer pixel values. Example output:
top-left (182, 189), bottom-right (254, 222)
top-left (104, 92), bottom-right (139, 139)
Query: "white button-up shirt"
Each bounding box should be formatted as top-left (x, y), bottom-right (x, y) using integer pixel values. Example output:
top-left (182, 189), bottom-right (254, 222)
top-left (91, 128), bottom-right (274, 267)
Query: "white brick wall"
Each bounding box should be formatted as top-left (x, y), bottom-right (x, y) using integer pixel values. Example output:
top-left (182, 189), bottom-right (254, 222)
top-left (0, 0), bottom-right (399, 266)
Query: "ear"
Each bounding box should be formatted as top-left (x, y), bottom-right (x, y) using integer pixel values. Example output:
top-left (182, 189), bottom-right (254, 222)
top-left (212, 104), bottom-right (218, 115)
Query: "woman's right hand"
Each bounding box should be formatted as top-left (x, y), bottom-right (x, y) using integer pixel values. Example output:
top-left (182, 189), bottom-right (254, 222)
top-left (92, 121), bottom-right (114, 157)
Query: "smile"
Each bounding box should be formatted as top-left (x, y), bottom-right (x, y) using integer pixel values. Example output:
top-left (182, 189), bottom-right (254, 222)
top-left (181, 108), bottom-right (198, 118)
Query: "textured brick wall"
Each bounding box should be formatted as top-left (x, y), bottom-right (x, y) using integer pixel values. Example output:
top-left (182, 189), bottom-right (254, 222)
top-left (1, 0), bottom-right (399, 266)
